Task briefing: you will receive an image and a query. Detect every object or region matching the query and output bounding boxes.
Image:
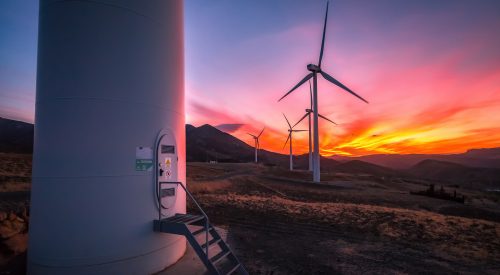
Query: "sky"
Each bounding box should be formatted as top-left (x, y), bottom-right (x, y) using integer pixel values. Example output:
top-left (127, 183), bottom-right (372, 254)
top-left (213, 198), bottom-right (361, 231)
top-left (1, 0), bottom-right (500, 156)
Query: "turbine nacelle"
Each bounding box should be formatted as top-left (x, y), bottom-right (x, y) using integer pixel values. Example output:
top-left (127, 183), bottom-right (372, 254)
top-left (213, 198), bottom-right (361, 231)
top-left (305, 108), bottom-right (313, 113)
top-left (307, 64), bottom-right (321, 72)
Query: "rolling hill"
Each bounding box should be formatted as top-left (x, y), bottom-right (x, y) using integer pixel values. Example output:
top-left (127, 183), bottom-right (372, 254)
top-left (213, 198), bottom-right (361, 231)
top-left (186, 124), bottom-right (255, 162)
top-left (186, 124), bottom-right (341, 169)
top-left (407, 159), bottom-right (500, 187)
top-left (333, 148), bottom-right (500, 169)
top-left (333, 160), bottom-right (399, 176)
top-left (186, 123), bottom-right (295, 166)
top-left (0, 117), bottom-right (33, 154)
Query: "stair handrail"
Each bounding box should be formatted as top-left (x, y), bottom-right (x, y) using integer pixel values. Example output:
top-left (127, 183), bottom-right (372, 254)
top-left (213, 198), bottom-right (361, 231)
top-left (158, 181), bottom-right (210, 257)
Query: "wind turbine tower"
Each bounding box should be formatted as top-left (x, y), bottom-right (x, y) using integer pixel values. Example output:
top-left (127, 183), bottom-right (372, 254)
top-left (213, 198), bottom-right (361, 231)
top-left (248, 128), bottom-right (265, 163)
top-left (293, 80), bottom-right (337, 172)
top-left (283, 114), bottom-right (307, 171)
top-left (278, 1), bottom-right (368, 182)
top-left (28, 1), bottom-right (186, 274)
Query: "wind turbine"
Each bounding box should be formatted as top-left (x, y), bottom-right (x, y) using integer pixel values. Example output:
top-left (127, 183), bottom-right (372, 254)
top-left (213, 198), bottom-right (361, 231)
top-left (247, 127), bottom-right (265, 163)
top-left (293, 80), bottom-right (338, 172)
top-left (278, 1), bottom-right (368, 182)
top-left (283, 114), bottom-right (307, 171)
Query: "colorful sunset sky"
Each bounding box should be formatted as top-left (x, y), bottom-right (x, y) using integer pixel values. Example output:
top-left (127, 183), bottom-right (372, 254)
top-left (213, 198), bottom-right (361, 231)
top-left (1, 0), bottom-right (500, 156)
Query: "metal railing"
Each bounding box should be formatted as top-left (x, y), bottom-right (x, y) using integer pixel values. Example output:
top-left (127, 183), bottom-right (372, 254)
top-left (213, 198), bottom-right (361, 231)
top-left (158, 181), bottom-right (210, 257)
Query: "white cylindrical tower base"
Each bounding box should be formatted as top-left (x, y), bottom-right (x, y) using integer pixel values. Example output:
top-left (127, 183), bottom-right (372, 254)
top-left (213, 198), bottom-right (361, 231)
top-left (28, 1), bottom-right (186, 274)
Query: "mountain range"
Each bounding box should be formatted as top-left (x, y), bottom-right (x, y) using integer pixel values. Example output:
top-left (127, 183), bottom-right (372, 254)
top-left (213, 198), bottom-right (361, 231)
top-left (332, 148), bottom-right (500, 169)
top-left (186, 123), bottom-right (340, 169)
top-left (1, 117), bottom-right (499, 186)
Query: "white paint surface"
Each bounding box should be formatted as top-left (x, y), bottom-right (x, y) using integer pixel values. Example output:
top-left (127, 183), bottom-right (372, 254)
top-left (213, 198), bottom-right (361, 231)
top-left (28, 0), bottom-right (186, 274)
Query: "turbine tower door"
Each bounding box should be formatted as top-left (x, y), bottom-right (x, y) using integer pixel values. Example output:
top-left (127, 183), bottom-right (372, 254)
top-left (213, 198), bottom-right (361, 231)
top-left (157, 130), bottom-right (178, 218)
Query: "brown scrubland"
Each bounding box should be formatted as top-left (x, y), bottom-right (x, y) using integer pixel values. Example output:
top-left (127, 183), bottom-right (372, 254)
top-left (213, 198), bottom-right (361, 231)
top-left (187, 162), bottom-right (500, 274)
top-left (1, 155), bottom-right (499, 274)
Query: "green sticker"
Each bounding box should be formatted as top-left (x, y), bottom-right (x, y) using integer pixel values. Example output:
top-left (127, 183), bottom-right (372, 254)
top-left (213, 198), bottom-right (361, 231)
top-left (135, 159), bottom-right (153, 171)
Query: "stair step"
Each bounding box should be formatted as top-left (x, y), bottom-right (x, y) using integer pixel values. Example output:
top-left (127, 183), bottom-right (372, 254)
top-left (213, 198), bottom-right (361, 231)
top-left (165, 214), bottom-right (194, 223)
top-left (210, 250), bottom-right (231, 265)
top-left (226, 263), bottom-right (241, 275)
top-left (164, 214), bottom-right (204, 225)
top-left (192, 226), bottom-right (213, 236)
top-left (201, 237), bottom-right (222, 250)
top-left (173, 215), bottom-right (194, 223)
top-left (185, 215), bottom-right (205, 225)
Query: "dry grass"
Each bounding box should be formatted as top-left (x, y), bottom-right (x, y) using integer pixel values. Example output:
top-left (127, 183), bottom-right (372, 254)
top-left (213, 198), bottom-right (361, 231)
top-left (0, 181), bottom-right (30, 193)
top-left (188, 179), bottom-right (233, 194)
top-left (198, 193), bottom-right (500, 264)
top-left (0, 153), bottom-right (31, 193)
top-left (0, 153), bottom-right (31, 177)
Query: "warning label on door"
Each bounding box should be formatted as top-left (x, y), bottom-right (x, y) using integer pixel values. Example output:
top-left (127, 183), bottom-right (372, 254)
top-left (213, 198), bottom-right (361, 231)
top-left (135, 147), bottom-right (153, 171)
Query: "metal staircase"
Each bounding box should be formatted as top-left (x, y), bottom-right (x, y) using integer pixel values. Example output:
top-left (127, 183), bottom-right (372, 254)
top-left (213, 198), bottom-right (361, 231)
top-left (154, 182), bottom-right (248, 275)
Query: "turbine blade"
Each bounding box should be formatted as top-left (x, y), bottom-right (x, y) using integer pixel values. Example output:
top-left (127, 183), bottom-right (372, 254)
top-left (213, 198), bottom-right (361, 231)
top-left (318, 1), bottom-right (330, 68)
top-left (320, 71), bottom-right (369, 103)
top-left (257, 127), bottom-right (265, 138)
top-left (282, 113), bottom-right (292, 129)
top-left (293, 130), bottom-right (308, 132)
top-left (292, 113), bottom-right (309, 128)
top-left (283, 133), bottom-right (291, 149)
top-left (278, 73), bottom-right (313, 102)
top-left (318, 113), bottom-right (337, 125)
top-left (247, 133), bottom-right (257, 138)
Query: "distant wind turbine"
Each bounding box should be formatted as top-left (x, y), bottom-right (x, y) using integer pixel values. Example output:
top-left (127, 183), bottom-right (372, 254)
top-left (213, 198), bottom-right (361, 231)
top-left (278, 1), bottom-right (368, 182)
top-left (293, 80), bottom-right (337, 172)
top-left (283, 114), bottom-right (307, 171)
top-left (248, 127), bottom-right (265, 163)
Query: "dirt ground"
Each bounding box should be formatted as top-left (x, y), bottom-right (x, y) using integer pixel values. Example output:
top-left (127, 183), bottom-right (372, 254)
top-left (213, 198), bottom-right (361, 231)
top-left (1, 155), bottom-right (499, 274)
top-left (187, 162), bottom-right (500, 274)
top-left (0, 153), bottom-right (30, 274)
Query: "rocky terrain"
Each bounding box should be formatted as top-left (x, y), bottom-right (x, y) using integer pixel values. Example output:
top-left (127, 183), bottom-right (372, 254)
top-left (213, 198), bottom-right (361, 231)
top-left (187, 163), bottom-right (500, 274)
top-left (0, 153), bottom-right (30, 274)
